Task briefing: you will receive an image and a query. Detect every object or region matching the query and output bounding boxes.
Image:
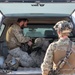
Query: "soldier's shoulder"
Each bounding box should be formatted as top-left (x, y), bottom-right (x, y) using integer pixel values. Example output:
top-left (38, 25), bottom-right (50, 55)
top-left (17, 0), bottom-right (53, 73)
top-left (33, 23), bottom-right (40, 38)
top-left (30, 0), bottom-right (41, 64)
top-left (49, 41), bottom-right (58, 50)
top-left (51, 41), bottom-right (57, 46)
top-left (11, 24), bottom-right (19, 27)
top-left (11, 24), bottom-right (20, 29)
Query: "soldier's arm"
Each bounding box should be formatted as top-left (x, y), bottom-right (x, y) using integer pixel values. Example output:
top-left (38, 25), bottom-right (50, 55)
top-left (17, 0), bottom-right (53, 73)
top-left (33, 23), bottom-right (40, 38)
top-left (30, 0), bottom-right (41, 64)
top-left (13, 27), bottom-right (30, 43)
top-left (41, 43), bottom-right (54, 75)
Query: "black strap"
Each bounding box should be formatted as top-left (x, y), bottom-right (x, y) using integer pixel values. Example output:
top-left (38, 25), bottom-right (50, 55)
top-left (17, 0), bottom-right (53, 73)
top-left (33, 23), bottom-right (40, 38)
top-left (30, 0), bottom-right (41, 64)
top-left (56, 40), bottom-right (72, 72)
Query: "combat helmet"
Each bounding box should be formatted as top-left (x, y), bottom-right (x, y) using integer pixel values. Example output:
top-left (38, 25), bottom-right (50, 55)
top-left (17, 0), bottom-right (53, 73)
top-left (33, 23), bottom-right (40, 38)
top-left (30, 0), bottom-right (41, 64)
top-left (33, 38), bottom-right (45, 48)
top-left (33, 38), bottom-right (49, 51)
top-left (54, 20), bottom-right (73, 33)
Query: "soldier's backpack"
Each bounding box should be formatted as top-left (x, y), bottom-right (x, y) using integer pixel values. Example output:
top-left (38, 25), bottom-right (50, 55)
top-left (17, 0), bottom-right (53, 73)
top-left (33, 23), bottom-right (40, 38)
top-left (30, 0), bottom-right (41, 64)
top-left (5, 57), bottom-right (19, 71)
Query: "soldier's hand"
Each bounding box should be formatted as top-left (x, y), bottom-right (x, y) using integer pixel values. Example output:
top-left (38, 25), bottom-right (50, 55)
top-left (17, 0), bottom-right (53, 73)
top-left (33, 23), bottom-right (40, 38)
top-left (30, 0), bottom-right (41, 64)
top-left (42, 70), bottom-right (49, 75)
top-left (27, 41), bottom-right (33, 47)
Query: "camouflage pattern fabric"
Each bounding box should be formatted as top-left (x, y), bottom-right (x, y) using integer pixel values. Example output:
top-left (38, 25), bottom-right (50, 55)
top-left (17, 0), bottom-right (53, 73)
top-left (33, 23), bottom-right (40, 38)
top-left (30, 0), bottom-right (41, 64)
top-left (8, 47), bottom-right (35, 67)
top-left (34, 38), bottom-right (49, 51)
top-left (5, 55), bottom-right (19, 70)
top-left (30, 38), bottom-right (49, 67)
top-left (41, 38), bottom-right (75, 75)
top-left (30, 51), bottom-right (45, 67)
top-left (6, 24), bottom-right (30, 50)
top-left (54, 20), bottom-right (73, 33)
top-left (42, 39), bottom-right (49, 51)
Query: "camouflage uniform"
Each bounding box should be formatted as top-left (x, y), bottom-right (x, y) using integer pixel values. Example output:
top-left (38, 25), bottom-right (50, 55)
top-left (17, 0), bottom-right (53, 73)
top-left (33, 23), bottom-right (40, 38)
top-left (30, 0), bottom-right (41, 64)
top-left (6, 24), bottom-right (34, 67)
top-left (41, 20), bottom-right (75, 75)
top-left (6, 24), bottom-right (30, 50)
top-left (30, 38), bottom-right (49, 67)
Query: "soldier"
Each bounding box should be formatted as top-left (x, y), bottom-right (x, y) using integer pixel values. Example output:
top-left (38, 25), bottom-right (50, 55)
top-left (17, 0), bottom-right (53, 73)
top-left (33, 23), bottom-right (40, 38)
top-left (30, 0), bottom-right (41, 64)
top-left (5, 18), bottom-right (35, 69)
top-left (30, 38), bottom-right (49, 67)
top-left (41, 20), bottom-right (75, 75)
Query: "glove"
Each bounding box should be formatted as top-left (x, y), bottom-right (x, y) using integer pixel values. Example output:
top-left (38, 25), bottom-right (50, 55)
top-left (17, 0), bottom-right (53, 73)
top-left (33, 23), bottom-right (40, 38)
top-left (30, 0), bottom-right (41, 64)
top-left (27, 41), bottom-right (33, 47)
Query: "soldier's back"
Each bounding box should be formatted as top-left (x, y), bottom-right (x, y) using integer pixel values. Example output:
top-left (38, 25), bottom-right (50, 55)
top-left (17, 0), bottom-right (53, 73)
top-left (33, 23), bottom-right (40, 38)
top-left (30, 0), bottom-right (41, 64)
top-left (53, 38), bottom-right (75, 74)
top-left (6, 24), bottom-right (21, 50)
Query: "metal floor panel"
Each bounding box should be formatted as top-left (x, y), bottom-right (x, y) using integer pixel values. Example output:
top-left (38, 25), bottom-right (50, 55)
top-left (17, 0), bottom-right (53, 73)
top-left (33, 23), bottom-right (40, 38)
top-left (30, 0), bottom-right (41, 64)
top-left (7, 67), bottom-right (42, 75)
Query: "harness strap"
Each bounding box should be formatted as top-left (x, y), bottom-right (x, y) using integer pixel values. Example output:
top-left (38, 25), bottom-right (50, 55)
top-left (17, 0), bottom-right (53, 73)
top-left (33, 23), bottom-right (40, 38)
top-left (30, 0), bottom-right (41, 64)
top-left (56, 40), bottom-right (72, 72)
